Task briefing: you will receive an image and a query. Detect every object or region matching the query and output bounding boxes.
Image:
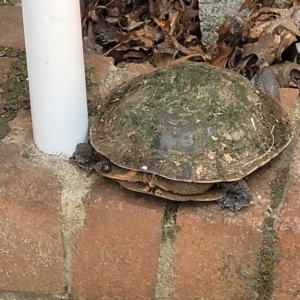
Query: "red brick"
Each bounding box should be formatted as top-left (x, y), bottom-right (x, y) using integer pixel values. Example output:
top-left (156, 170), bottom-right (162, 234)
top-left (0, 142), bottom-right (64, 293)
top-left (84, 55), bottom-right (115, 98)
top-left (275, 140), bottom-right (300, 233)
top-left (172, 170), bottom-right (269, 300)
top-left (273, 137), bottom-right (300, 299)
top-left (72, 177), bottom-right (165, 300)
top-left (84, 55), bottom-right (155, 101)
top-left (8, 109), bottom-right (32, 131)
top-left (122, 61), bottom-right (155, 80)
top-left (272, 233), bottom-right (300, 300)
top-left (0, 7), bottom-right (24, 49)
top-left (279, 88), bottom-right (299, 116)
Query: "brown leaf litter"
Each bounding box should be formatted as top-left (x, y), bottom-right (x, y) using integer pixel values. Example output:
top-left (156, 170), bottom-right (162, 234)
top-left (80, 0), bottom-right (300, 88)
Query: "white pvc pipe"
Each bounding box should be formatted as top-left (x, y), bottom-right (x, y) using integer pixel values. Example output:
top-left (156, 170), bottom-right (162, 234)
top-left (22, 0), bottom-right (88, 155)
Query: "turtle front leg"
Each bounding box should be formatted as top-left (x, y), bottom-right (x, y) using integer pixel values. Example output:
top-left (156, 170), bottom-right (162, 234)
top-left (218, 180), bottom-right (253, 212)
top-left (69, 142), bottom-right (101, 176)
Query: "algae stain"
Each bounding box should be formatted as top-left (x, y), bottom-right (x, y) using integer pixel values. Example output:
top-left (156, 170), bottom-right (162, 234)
top-left (0, 0), bottom-right (14, 6)
top-left (161, 201), bottom-right (179, 243)
top-left (85, 65), bottom-right (104, 116)
top-left (0, 48), bottom-right (99, 139)
top-left (256, 217), bottom-right (278, 300)
top-left (0, 47), bottom-right (29, 138)
top-left (155, 201), bottom-right (179, 300)
top-left (255, 165), bottom-right (291, 299)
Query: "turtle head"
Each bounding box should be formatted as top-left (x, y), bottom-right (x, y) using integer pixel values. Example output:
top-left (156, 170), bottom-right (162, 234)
top-left (94, 161), bottom-right (139, 182)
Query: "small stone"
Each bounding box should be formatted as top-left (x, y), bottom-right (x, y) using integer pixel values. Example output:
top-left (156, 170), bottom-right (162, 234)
top-left (198, 0), bottom-right (244, 48)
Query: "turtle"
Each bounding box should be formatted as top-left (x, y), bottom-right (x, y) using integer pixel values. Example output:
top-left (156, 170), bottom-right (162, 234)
top-left (70, 62), bottom-right (293, 211)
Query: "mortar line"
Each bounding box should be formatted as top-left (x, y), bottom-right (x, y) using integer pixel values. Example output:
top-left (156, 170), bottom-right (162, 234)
top-left (16, 142), bottom-right (93, 299)
top-left (154, 201), bottom-right (179, 300)
top-left (0, 290), bottom-right (69, 300)
top-left (60, 202), bottom-right (75, 298)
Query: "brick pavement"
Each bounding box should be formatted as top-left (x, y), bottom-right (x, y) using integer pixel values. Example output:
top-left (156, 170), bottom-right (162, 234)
top-left (0, 4), bottom-right (300, 300)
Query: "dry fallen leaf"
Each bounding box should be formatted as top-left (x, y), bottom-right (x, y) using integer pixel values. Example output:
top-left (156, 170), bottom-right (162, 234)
top-left (81, 0), bottom-right (204, 64)
top-left (81, 0), bottom-right (300, 92)
top-left (270, 62), bottom-right (300, 87)
top-left (209, 41), bottom-right (234, 68)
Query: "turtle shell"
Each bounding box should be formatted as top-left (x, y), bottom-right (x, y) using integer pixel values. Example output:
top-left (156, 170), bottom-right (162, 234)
top-left (91, 62), bottom-right (292, 183)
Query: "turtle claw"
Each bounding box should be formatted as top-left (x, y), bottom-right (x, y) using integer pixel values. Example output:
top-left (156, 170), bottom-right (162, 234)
top-left (218, 180), bottom-right (253, 212)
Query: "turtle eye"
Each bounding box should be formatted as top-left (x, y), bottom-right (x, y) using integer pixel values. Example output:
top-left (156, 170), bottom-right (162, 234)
top-left (101, 162), bottom-right (112, 173)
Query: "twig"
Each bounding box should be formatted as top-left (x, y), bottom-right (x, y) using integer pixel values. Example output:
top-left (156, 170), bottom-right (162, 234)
top-left (242, 125), bottom-right (275, 169)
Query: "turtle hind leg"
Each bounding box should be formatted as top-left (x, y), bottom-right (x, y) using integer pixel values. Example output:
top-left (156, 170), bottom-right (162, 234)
top-left (218, 180), bottom-right (253, 212)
